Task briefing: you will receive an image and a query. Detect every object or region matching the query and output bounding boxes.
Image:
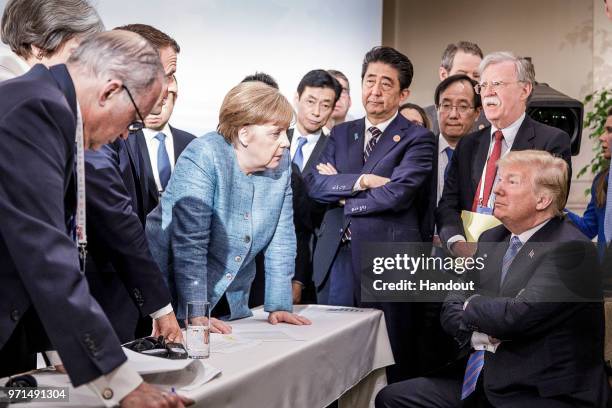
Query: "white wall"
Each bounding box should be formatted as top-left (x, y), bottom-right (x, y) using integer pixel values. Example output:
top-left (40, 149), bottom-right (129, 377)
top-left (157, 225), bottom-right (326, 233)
top-left (0, 0), bottom-right (382, 135)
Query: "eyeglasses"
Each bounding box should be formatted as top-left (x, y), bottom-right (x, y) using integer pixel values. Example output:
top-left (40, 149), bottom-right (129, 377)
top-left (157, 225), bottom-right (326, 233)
top-left (474, 81), bottom-right (521, 94)
top-left (437, 103), bottom-right (475, 114)
top-left (122, 85), bottom-right (145, 132)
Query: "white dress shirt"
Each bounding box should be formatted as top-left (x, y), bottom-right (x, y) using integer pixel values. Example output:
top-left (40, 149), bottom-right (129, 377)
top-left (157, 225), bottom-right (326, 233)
top-left (143, 124), bottom-right (175, 193)
top-left (289, 127), bottom-right (322, 171)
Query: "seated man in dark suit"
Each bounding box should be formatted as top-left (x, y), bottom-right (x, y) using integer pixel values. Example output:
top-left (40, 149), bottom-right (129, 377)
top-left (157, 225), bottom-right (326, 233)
top-left (0, 31), bottom-right (188, 406)
top-left (84, 24), bottom-right (185, 343)
top-left (376, 150), bottom-right (607, 408)
top-left (437, 51), bottom-right (572, 259)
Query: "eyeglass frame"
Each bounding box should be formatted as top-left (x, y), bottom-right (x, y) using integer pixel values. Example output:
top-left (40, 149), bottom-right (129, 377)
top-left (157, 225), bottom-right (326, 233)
top-left (436, 103), bottom-right (476, 115)
top-left (122, 85), bottom-right (145, 133)
top-left (473, 80), bottom-right (524, 95)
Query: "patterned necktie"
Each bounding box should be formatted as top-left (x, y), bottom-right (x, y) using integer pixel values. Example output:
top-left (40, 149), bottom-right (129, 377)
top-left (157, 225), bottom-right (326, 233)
top-left (364, 126), bottom-right (383, 162)
top-left (155, 132), bottom-right (171, 191)
top-left (292, 136), bottom-right (309, 171)
top-left (604, 170), bottom-right (612, 244)
top-left (443, 146), bottom-right (454, 181)
top-left (500, 236), bottom-right (523, 288)
top-left (461, 349), bottom-right (485, 400)
top-left (472, 130), bottom-right (504, 211)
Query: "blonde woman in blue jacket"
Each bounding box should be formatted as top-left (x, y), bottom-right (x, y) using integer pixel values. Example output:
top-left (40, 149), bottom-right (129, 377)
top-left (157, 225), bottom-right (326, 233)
top-left (147, 81), bottom-right (311, 332)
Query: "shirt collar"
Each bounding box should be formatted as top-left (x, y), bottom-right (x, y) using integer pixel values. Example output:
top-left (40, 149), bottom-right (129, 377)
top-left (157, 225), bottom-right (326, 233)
top-left (512, 217), bottom-right (551, 244)
top-left (490, 112), bottom-right (525, 146)
top-left (143, 123), bottom-right (172, 142)
top-left (293, 126), bottom-right (322, 143)
top-left (365, 111), bottom-right (398, 135)
top-left (438, 133), bottom-right (451, 154)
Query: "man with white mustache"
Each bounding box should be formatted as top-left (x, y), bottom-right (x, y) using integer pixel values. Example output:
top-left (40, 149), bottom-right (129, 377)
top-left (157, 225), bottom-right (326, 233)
top-left (436, 51), bottom-right (572, 257)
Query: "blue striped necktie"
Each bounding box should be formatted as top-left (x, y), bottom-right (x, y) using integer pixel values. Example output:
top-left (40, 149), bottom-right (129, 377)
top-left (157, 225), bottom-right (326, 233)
top-left (292, 136), bottom-right (308, 171)
top-left (155, 132), bottom-right (171, 191)
top-left (461, 349), bottom-right (485, 399)
top-left (500, 236), bottom-right (522, 288)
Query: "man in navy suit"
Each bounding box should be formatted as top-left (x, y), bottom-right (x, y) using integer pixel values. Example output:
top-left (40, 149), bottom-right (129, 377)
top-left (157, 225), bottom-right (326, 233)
top-left (0, 31), bottom-right (188, 407)
top-left (83, 24), bottom-right (184, 343)
top-left (305, 46), bottom-right (435, 382)
top-left (376, 150), bottom-right (607, 407)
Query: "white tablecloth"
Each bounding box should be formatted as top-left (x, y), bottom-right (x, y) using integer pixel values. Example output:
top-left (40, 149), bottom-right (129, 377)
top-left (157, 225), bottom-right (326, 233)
top-left (14, 305), bottom-right (395, 408)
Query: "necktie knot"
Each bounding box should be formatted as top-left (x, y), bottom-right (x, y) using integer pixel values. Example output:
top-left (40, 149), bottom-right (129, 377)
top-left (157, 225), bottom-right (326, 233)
top-left (292, 136), bottom-right (308, 170)
top-left (445, 146), bottom-right (454, 161)
top-left (368, 126), bottom-right (383, 139)
top-left (494, 130), bottom-right (504, 142)
top-left (155, 132), bottom-right (166, 142)
top-left (296, 136), bottom-right (308, 149)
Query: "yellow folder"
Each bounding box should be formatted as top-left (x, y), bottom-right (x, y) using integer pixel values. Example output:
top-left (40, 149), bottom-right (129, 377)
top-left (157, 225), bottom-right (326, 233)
top-left (461, 210), bottom-right (502, 242)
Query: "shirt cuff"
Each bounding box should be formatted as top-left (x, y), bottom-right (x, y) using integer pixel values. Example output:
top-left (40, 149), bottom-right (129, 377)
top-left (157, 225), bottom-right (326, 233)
top-left (447, 234), bottom-right (466, 251)
top-left (352, 175), bottom-right (367, 192)
top-left (45, 351), bottom-right (62, 366)
top-left (292, 280), bottom-right (305, 287)
top-left (150, 303), bottom-right (173, 320)
top-left (470, 331), bottom-right (500, 353)
top-left (86, 361), bottom-right (143, 407)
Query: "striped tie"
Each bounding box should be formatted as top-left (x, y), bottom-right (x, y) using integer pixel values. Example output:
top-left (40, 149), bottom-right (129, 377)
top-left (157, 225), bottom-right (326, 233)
top-left (500, 236), bottom-right (522, 289)
top-left (342, 126), bottom-right (383, 243)
top-left (461, 350), bottom-right (485, 400)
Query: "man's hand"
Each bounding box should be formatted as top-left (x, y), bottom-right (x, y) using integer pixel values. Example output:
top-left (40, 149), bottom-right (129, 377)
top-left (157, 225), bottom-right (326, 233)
top-left (268, 311), bottom-right (312, 326)
top-left (450, 241), bottom-right (477, 258)
top-left (120, 382), bottom-right (193, 407)
top-left (316, 162), bottom-right (338, 175)
top-left (292, 282), bottom-right (303, 304)
top-left (152, 312), bottom-right (183, 343)
top-left (359, 174), bottom-right (390, 189)
top-left (189, 316), bottom-right (232, 334)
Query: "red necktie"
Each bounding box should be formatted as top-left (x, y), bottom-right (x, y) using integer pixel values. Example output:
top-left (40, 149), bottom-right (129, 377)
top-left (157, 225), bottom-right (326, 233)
top-left (472, 130), bottom-right (504, 211)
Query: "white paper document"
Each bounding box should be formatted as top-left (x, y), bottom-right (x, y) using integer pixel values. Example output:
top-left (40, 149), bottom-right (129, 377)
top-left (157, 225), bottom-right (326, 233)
top-left (210, 333), bottom-right (262, 353)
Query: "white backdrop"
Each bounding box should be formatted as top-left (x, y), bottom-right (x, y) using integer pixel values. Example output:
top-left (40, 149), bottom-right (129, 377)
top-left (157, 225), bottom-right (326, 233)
top-left (0, 0), bottom-right (382, 135)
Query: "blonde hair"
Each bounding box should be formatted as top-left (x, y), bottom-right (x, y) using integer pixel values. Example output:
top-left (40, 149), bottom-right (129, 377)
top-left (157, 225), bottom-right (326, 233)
top-left (217, 82), bottom-right (294, 143)
top-left (497, 150), bottom-right (568, 215)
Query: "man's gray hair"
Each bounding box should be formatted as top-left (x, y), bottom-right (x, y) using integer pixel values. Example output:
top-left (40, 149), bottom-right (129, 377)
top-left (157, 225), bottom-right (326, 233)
top-left (479, 51), bottom-right (535, 85)
top-left (67, 30), bottom-right (164, 97)
top-left (1, 0), bottom-right (104, 58)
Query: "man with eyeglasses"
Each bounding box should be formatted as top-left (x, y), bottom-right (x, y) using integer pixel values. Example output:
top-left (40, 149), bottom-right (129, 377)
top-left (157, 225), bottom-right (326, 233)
top-left (82, 24), bottom-right (185, 346)
top-left (324, 69), bottom-right (352, 131)
top-left (423, 41), bottom-right (489, 136)
top-left (436, 51), bottom-right (571, 258)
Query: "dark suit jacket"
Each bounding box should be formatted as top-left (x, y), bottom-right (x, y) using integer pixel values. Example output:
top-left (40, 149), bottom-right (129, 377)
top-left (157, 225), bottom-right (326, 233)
top-left (84, 139), bottom-right (171, 343)
top-left (132, 126), bottom-right (195, 216)
top-left (288, 128), bottom-right (329, 285)
top-left (0, 64), bottom-right (125, 386)
top-left (436, 115), bottom-right (572, 245)
top-left (441, 217), bottom-right (607, 407)
top-left (305, 114), bottom-right (435, 288)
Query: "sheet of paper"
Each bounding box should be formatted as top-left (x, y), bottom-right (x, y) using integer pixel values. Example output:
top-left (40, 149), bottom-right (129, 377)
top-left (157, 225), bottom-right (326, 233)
top-left (461, 210), bottom-right (502, 242)
top-left (210, 333), bottom-right (261, 353)
top-left (123, 347), bottom-right (194, 375)
top-left (231, 329), bottom-right (303, 341)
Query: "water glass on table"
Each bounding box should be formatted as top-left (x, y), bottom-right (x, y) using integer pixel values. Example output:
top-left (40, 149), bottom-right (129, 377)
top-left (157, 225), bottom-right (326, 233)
top-left (186, 301), bottom-right (211, 359)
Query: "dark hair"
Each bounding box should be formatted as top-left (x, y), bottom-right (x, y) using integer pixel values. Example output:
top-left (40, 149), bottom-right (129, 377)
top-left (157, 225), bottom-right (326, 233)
top-left (297, 69), bottom-right (342, 103)
top-left (434, 74), bottom-right (481, 108)
top-left (114, 24), bottom-right (180, 53)
top-left (440, 41), bottom-right (483, 71)
top-left (595, 106), bottom-right (612, 207)
top-left (327, 69), bottom-right (350, 91)
top-left (241, 72), bottom-right (279, 89)
top-left (361, 46), bottom-right (413, 90)
top-left (399, 103), bottom-right (431, 130)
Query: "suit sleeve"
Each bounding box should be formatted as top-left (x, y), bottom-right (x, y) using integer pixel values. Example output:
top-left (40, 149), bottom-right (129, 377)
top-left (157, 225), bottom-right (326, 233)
top-left (344, 131), bottom-right (435, 216)
top-left (263, 158), bottom-right (296, 312)
top-left (304, 127), bottom-right (361, 203)
top-left (0, 98), bottom-right (125, 386)
top-left (85, 145), bottom-right (171, 317)
top-left (462, 240), bottom-right (600, 340)
top-left (167, 150), bottom-right (215, 319)
top-left (436, 137), bottom-right (467, 244)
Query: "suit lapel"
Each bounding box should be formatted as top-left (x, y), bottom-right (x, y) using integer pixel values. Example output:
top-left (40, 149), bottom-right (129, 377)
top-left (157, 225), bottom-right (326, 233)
top-left (303, 132), bottom-right (327, 175)
top-left (509, 116), bottom-right (536, 151)
top-left (361, 115), bottom-right (404, 174)
top-left (347, 119), bottom-right (365, 173)
top-left (471, 128), bottom-right (490, 193)
top-left (479, 228), bottom-right (511, 292)
top-left (135, 131), bottom-right (158, 202)
top-left (500, 217), bottom-right (561, 295)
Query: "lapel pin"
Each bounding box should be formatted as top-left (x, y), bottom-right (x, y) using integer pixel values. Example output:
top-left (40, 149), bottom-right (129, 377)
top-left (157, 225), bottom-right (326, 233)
top-left (393, 135), bottom-right (401, 142)
top-left (479, 124), bottom-right (486, 130)
top-left (529, 249), bottom-right (535, 258)
top-left (354, 133), bottom-right (359, 141)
